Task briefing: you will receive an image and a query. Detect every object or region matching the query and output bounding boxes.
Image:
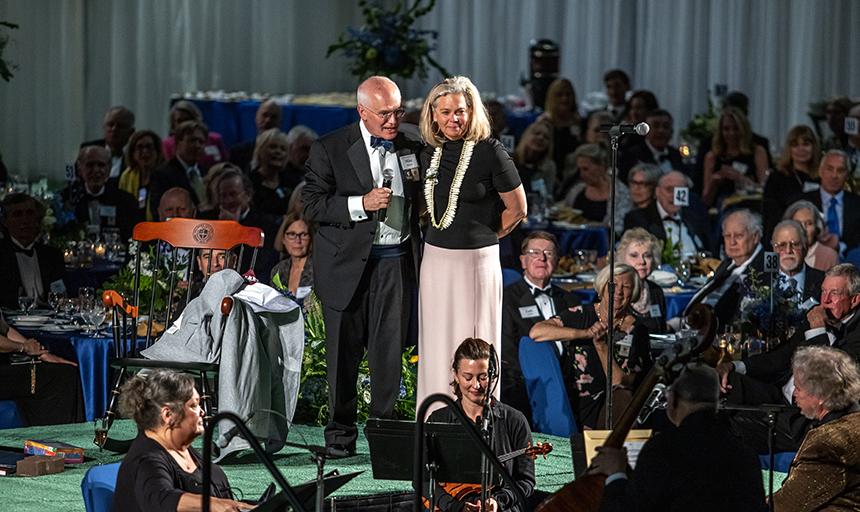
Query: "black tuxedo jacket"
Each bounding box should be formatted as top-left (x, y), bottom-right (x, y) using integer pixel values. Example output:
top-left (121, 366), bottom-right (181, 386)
top-left (0, 238), bottom-right (65, 310)
top-left (684, 250), bottom-right (768, 327)
top-left (623, 201), bottom-right (713, 254)
top-left (801, 266), bottom-right (825, 304)
top-left (302, 122), bottom-right (425, 311)
top-left (802, 189), bottom-right (860, 252)
top-left (149, 157), bottom-right (207, 213)
top-left (617, 142), bottom-right (683, 184)
top-left (62, 182), bottom-right (139, 241)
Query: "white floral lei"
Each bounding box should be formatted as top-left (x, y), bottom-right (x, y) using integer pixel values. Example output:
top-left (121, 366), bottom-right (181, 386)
top-left (424, 140), bottom-right (475, 230)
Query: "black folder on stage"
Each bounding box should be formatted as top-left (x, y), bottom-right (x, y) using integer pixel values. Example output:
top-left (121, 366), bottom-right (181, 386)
top-left (364, 418), bottom-right (492, 483)
top-left (255, 470), bottom-right (362, 512)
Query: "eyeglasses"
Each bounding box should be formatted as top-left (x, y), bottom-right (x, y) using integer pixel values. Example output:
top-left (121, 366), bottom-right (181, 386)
top-left (525, 249), bottom-right (556, 259)
top-left (134, 143), bottom-right (156, 152)
top-left (362, 106), bottom-right (406, 121)
top-left (285, 232), bottom-right (310, 240)
top-left (629, 180), bottom-right (652, 187)
top-left (773, 241), bottom-right (801, 251)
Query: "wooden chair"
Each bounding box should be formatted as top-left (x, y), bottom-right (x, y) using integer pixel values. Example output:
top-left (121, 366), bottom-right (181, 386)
top-left (100, 218), bottom-right (264, 452)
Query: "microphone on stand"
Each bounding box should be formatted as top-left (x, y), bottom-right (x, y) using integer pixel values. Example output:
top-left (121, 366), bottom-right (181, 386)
top-left (600, 122), bottom-right (650, 136)
top-left (378, 168), bottom-right (394, 223)
top-left (216, 411), bottom-right (255, 449)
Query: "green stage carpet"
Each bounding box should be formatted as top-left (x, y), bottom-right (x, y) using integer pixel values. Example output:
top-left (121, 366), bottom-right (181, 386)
top-left (0, 420), bottom-right (787, 511)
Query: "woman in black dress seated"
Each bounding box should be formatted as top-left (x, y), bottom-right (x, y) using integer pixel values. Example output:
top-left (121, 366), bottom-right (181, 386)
top-left (616, 228), bottom-right (667, 334)
top-left (529, 264), bottom-right (652, 430)
top-left (701, 107), bottom-right (768, 208)
top-left (561, 144), bottom-right (632, 234)
top-left (762, 125), bottom-right (821, 240)
top-left (250, 128), bottom-right (293, 216)
top-left (111, 370), bottom-right (248, 512)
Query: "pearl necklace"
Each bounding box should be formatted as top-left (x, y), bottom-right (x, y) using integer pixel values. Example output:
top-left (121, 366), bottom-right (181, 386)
top-left (425, 140), bottom-right (475, 230)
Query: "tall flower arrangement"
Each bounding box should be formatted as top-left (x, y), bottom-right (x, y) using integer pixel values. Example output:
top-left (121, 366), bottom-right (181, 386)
top-left (735, 269), bottom-right (806, 341)
top-left (327, 0), bottom-right (449, 81)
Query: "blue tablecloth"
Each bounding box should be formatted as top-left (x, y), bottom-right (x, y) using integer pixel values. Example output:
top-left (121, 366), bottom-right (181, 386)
top-left (17, 327), bottom-right (144, 422)
top-left (571, 288), bottom-right (696, 319)
top-left (180, 98), bottom-right (541, 150)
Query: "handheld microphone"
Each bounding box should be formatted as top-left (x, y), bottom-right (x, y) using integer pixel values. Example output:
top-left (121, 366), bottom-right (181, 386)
top-left (487, 344), bottom-right (499, 383)
top-left (217, 411), bottom-right (255, 449)
top-left (379, 168), bottom-right (394, 222)
top-left (599, 122), bottom-right (650, 136)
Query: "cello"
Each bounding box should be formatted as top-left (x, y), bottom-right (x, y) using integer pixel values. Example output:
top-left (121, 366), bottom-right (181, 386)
top-left (533, 303), bottom-right (717, 512)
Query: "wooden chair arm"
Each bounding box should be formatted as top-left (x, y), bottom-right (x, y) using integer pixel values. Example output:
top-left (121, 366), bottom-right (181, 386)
top-left (102, 290), bottom-right (139, 318)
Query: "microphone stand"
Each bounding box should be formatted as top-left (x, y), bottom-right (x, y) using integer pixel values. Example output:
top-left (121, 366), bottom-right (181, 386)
top-left (604, 125), bottom-right (622, 430)
top-left (479, 357), bottom-right (499, 509)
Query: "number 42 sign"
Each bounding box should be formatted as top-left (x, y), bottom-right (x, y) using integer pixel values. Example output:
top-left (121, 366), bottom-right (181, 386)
top-left (673, 187), bottom-right (689, 206)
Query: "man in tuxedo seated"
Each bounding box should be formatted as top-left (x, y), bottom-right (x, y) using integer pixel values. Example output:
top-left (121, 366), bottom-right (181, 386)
top-left (229, 99), bottom-right (283, 172)
top-left (199, 169), bottom-right (278, 283)
top-left (618, 109), bottom-right (683, 183)
top-left (64, 146), bottom-right (138, 240)
top-left (772, 219), bottom-right (824, 308)
top-left (0, 194), bottom-right (65, 310)
top-left (717, 263), bottom-right (860, 453)
top-left (803, 149), bottom-right (860, 255)
top-left (501, 231), bottom-right (581, 426)
top-left (682, 209), bottom-right (765, 327)
top-left (80, 105), bottom-right (135, 183)
top-left (771, 346), bottom-right (860, 511)
top-left (590, 364), bottom-right (767, 512)
top-left (603, 69), bottom-right (631, 120)
top-left (149, 120), bottom-right (209, 213)
top-left (624, 171), bottom-right (712, 256)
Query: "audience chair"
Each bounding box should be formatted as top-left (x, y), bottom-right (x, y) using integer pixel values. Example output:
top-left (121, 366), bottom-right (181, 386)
top-left (518, 335), bottom-right (579, 437)
top-left (81, 462), bottom-right (121, 512)
top-left (0, 400), bottom-right (24, 430)
top-left (100, 218), bottom-right (264, 452)
top-left (502, 268), bottom-right (522, 288)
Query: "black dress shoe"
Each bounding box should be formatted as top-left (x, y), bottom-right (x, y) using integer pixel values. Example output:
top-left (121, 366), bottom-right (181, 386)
top-left (325, 444), bottom-right (356, 459)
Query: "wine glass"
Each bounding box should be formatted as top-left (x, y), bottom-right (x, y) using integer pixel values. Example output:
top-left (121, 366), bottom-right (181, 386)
top-left (79, 287), bottom-right (96, 305)
top-left (48, 291), bottom-right (65, 316)
top-left (88, 304), bottom-right (107, 338)
top-left (18, 287), bottom-right (35, 316)
top-left (94, 417), bottom-right (108, 452)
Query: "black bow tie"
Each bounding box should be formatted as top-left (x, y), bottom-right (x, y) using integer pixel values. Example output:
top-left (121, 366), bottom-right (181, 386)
top-left (662, 216), bottom-right (680, 224)
top-left (370, 136), bottom-right (394, 151)
top-left (13, 245), bottom-right (35, 257)
top-left (658, 153), bottom-right (670, 162)
top-left (827, 323), bottom-right (846, 340)
top-left (532, 287), bottom-right (551, 298)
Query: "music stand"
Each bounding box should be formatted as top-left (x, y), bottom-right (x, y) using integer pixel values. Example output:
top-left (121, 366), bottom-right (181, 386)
top-left (254, 471), bottom-right (362, 512)
top-left (365, 419), bottom-right (494, 510)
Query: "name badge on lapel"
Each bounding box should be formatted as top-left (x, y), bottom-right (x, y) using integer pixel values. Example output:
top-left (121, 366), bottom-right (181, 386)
top-left (399, 154), bottom-right (420, 182)
top-left (519, 305), bottom-right (540, 319)
top-left (100, 205), bottom-right (117, 226)
top-left (649, 304), bottom-right (661, 318)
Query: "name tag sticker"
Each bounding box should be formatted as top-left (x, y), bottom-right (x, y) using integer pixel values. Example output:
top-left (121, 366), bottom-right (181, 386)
top-left (500, 134), bottom-right (516, 153)
top-left (673, 187), bottom-right (689, 206)
top-left (204, 145), bottom-right (221, 157)
top-left (764, 252), bottom-right (779, 273)
top-left (803, 182), bottom-right (820, 193)
top-left (649, 304), bottom-right (661, 318)
top-left (50, 280), bottom-right (67, 294)
top-left (100, 205), bottom-right (117, 218)
top-left (275, 188), bottom-right (286, 198)
top-left (519, 305), bottom-right (540, 319)
top-left (732, 161), bottom-right (749, 175)
top-left (399, 154), bottom-right (419, 170)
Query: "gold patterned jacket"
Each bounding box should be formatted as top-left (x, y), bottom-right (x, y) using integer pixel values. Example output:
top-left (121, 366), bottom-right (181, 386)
top-left (773, 408), bottom-right (860, 512)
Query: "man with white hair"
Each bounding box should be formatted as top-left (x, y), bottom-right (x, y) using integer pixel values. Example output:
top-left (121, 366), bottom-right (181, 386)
top-left (80, 105), bottom-right (136, 181)
top-left (771, 219), bottom-right (824, 306)
top-left (801, 149), bottom-right (860, 254)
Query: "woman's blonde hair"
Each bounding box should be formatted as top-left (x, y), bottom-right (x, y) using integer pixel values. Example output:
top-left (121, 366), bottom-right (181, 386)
top-left (251, 128), bottom-right (289, 169)
top-left (594, 263), bottom-right (641, 305)
top-left (777, 125), bottom-right (821, 178)
top-left (513, 118), bottom-right (554, 168)
top-left (420, 76), bottom-right (491, 147)
top-left (712, 107), bottom-right (753, 157)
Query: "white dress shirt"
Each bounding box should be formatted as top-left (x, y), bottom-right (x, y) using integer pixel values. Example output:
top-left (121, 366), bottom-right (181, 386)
top-left (657, 201), bottom-right (697, 257)
top-left (12, 236), bottom-right (43, 299)
top-left (524, 276), bottom-right (564, 357)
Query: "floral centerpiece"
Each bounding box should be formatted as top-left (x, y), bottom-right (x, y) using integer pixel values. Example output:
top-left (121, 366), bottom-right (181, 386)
top-left (735, 269), bottom-right (806, 342)
top-left (680, 92), bottom-right (718, 143)
top-left (327, 0), bottom-right (449, 81)
top-left (286, 288), bottom-right (419, 426)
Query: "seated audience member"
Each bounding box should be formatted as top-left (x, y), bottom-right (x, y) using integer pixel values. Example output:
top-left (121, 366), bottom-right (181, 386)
top-left (562, 144), bottom-right (632, 234)
top-left (80, 105), bottom-right (136, 181)
top-left (618, 109), bottom-right (683, 183)
top-left (683, 210), bottom-right (765, 327)
top-left (617, 90), bottom-right (659, 153)
top-left (282, 125), bottom-right (318, 189)
top-left (539, 78), bottom-right (582, 175)
top-left (118, 129), bottom-right (166, 221)
top-left (530, 264), bottom-right (652, 430)
top-left (626, 163), bottom-right (662, 210)
top-left (583, 110), bottom-right (614, 148)
top-left (784, 200), bottom-right (840, 272)
top-left (157, 187), bottom-right (197, 222)
top-left (229, 99), bottom-right (283, 171)
top-left (718, 263), bottom-right (860, 453)
top-left (0, 312), bottom-right (83, 426)
top-left (250, 128), bottom-right (293, 216)
top-left (111, 370), bottom-right (248, 512)
top-left (486, 99), bottom-right (515, 151)
top-left (624, 171), bottom-right (712, 256)
top-left (270, 211), bottom-right (315, 300)
top-left (846, 104), bottom-right (860, 171)
top-left (149, 120), bottom-right (209, 212)
top-left (603, 69), bottom-right (631, 120)
top-left (590, 364), bottom-right (767, 512)
top-left (701, 107), bottom-right (769, 207)
top-left (616, 228), bottom-right (667, 334)
top-left (802, 149), bottom-right (860, 255)
top-left (501, 231), bottom-right (582, 425)
top-left (762, 125), bottom-right (821, 244)
top-left (427, 337), bottom-right (534, 512)
top-left (198, 162), bottom-right (237, 213)
top-left (822, 96), bottom-right (854, 151)
top-left (772, 346), bottom-right (860, 511)
top-left (63, 146), bottom-right (138, 240)
top-left (771, 220), bottom-right (825, 306)
top-left (199, 170), bottom-right (278, 283)
top-left (0, 194), bottom-right (64, 310)
top-left (161, 100), bottom-right (229, 169)
top-left (512, 118), bottom-right (556, 198)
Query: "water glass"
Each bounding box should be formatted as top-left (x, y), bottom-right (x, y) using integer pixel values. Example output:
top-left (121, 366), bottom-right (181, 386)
top-left (18, 287), bottom-right (35, 315)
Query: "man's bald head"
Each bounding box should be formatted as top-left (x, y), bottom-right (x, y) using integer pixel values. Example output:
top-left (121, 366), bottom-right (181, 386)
top-left (158, 187), bottom-right (196, 221)
top-left (77, 146), bottom-right (110, 191)
top-left (357, 76), bottom-right (400, 106)
top-left (656, 171), bottom-right (692, 215)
